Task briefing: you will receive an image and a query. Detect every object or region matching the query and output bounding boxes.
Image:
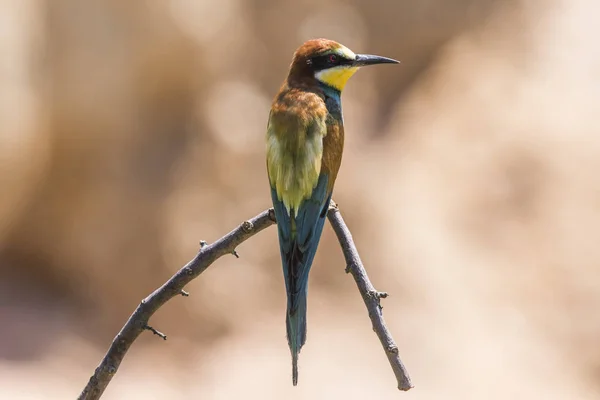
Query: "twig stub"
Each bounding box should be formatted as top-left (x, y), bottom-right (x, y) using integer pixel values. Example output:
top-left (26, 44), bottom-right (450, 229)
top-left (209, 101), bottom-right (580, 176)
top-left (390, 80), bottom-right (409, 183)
top-left (241, 220), bottom-right (254, 233)
top-left (144, 325), bottom-right (167, 340)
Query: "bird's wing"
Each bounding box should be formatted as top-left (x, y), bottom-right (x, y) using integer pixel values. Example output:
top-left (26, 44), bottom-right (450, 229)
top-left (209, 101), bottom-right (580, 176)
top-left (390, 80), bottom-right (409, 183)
top-left (269, 171), bottom-right (330, 308)
top-left (288, 174), bottom-right (331, 307)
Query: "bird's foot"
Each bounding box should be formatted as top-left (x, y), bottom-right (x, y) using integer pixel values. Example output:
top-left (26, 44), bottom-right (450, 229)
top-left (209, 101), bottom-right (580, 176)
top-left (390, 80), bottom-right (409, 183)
top-left (328, 200), bottom-right (338, 210)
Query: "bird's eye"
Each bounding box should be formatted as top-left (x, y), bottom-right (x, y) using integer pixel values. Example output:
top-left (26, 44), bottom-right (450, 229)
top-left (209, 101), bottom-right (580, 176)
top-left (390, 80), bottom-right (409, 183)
top-left (328, 54), bottom-right (338, 63)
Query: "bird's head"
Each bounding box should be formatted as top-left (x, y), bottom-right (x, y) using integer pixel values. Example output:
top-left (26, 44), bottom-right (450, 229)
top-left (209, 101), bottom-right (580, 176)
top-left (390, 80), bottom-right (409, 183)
top-left (287, 38), bottom-right (399, 91)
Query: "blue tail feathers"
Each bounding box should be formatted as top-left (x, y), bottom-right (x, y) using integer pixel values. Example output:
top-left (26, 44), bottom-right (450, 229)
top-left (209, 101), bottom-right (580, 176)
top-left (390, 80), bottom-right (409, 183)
top-left (270, 177), bottom-right (332, 386)
top-left (286, 288), bottom-right (307, 386)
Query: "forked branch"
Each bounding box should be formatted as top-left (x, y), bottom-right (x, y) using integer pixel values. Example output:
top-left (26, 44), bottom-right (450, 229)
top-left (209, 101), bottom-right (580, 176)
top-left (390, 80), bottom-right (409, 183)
top-left (78, 206), bottom-right (412, 400)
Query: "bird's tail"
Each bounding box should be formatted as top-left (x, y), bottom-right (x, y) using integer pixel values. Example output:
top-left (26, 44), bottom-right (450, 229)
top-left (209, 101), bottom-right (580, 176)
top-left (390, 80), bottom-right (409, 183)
top-left (286, 287), bottom-right (307, 386)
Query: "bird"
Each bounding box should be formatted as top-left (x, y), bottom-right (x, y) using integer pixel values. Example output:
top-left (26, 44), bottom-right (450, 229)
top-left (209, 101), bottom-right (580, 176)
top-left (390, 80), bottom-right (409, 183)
top-left (266, 38), bottom-right (399, 385)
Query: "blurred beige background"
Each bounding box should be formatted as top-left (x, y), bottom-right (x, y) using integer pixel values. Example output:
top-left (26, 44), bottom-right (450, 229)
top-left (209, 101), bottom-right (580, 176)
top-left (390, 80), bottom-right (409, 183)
top-left (1, 0), bottom-right (600, 398)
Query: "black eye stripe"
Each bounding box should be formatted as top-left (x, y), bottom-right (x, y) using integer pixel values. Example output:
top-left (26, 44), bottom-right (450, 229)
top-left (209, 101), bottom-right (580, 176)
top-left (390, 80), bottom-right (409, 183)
top-left (310, 54), bottom-right (353, 71)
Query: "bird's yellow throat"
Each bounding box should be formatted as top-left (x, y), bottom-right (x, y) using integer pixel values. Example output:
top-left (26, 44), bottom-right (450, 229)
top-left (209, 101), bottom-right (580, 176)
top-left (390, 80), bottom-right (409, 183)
top-left (315, 66), bottom-right (359, 91)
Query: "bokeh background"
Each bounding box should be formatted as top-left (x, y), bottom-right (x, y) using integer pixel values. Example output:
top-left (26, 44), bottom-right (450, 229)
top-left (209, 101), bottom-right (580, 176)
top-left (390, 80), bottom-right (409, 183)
top-left (1, 0), bottom-right (600, 398)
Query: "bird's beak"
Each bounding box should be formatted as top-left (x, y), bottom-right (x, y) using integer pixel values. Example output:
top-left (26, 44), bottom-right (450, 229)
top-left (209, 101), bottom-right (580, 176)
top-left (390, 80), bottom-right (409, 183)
top-left (353, 54), bottom-right (400, 67)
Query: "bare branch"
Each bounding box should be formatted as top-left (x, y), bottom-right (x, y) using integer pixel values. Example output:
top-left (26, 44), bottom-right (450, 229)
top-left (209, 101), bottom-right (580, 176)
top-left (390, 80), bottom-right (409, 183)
top-left (78, 206), bottom-right (413, 399)
top-left (327, 204), bottom-right (413, 391)
top-left (77, 209), bottom-right (276, 400)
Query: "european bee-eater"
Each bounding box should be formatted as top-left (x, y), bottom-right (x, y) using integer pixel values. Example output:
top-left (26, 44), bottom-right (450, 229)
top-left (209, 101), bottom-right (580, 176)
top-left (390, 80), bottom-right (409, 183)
top-left (266, 38), bottom-right (399, 385)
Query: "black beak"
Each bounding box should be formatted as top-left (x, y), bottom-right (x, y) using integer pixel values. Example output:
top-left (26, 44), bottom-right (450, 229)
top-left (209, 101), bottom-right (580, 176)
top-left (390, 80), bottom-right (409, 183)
top-left (353, 54), bottom-right (400, 67)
